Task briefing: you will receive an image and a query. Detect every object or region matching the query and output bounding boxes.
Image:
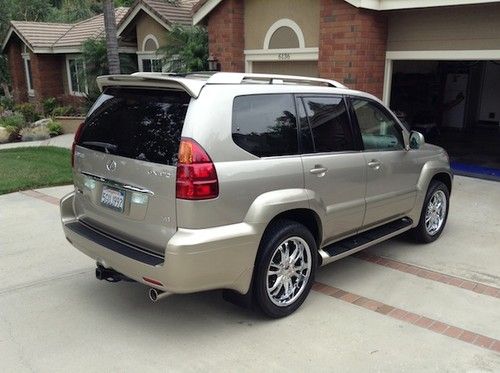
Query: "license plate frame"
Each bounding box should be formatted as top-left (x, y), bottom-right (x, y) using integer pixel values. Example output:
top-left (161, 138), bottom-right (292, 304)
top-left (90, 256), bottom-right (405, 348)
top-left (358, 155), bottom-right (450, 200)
top-left (100, 186), bottom-right (125, 213)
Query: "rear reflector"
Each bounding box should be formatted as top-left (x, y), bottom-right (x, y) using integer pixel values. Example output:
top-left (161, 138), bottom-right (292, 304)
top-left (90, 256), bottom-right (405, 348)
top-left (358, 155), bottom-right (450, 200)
top-left (143, 277), bottom-right (164, 286)
top-left (176, 138), bottom-right (219, 200)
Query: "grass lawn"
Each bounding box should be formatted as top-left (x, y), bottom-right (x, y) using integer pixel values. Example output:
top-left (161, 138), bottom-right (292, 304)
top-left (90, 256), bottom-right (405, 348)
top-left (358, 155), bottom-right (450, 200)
top-left (0, 146), bottom-right (73, 195)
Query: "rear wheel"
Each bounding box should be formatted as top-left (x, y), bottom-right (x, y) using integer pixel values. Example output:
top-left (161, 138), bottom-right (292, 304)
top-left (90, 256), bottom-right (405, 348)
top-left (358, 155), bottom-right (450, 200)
top-left (254, 220), bottom-right (317, 318)
top-left (413, 180), bottom-right (450, 243)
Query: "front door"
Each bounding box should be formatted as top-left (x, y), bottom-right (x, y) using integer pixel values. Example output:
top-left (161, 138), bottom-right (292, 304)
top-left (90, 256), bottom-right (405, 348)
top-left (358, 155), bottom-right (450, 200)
top-left (349, 97), bottom-right (420, 229)
top-left (298, 95), bottom-right (366, 244)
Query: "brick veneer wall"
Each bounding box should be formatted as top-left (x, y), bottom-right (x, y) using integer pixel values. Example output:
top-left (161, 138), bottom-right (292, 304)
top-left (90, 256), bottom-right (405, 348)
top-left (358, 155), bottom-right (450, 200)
top-left (207, 0), bottom-right (245, 72)
top-left (6, 39), bottom-right (28, 103)
top-left (319, 0), bottom-right (388, 99)
top-left (30, 53), bottom-right (65, 103)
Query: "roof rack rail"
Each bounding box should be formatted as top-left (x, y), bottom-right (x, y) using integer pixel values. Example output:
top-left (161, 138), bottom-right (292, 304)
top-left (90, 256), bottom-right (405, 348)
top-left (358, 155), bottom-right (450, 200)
top-left (206, 72), bottom-right (347, 89)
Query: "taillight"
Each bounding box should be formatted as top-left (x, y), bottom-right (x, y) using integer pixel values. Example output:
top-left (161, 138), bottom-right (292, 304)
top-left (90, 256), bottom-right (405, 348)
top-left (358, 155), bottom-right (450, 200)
top-left (71, 122), bottom-right (85, 168)
top-left (176, 138), bottom-right (219, 200)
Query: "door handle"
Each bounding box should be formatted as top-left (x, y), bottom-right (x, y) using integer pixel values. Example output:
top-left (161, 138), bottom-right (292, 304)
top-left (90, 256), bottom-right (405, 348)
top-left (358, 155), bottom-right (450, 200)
top-left (310, 166), bottom-right (328, 176)
top-left (368, 159), bottom-right (382, 170)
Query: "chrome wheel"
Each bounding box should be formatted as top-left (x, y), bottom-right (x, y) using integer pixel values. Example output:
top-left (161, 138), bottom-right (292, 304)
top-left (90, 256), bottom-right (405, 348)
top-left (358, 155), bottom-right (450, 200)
top-left (266, 236), bottom-right (312, 307)
top-left (425, 190), bottom-right (447, 236)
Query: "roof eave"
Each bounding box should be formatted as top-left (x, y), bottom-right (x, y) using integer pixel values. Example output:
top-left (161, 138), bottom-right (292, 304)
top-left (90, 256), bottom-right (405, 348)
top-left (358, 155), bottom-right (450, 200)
top-left (117, 1), bottom-right (172, 37)
top-left (192, 0), bottom-right (222, 25)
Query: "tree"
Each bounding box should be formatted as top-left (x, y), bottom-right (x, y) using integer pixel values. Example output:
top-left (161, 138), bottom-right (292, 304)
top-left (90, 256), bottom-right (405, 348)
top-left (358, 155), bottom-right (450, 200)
top-left (0, 55), bottom-right (10, 98)
top-left (102, 0), bottom-right (120, 74)
top-left (158, 25), bottom-right (208, 73)
top-left (81, 38), bottom-right (135, 106)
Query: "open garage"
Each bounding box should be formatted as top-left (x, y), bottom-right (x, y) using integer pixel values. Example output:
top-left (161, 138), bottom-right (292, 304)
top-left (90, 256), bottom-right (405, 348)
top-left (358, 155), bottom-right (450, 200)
top-left (384, 3), bottom-right (500, 179)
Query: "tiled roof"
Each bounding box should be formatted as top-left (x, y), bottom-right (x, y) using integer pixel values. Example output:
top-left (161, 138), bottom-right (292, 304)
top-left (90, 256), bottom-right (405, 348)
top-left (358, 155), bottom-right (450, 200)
top-left (54, 7), bottom-right (129, 48)
top-left (4, 7), bottom-right (128, 52)
top-left (9, 21), bottom-right (72, 49)
top-left (119, 0), bottom-right (197, 28)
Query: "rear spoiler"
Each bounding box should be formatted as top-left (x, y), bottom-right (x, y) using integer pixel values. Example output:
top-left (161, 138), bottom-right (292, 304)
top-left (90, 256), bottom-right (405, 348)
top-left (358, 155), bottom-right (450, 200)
top-left (96, 74), bottom-right (206, 98)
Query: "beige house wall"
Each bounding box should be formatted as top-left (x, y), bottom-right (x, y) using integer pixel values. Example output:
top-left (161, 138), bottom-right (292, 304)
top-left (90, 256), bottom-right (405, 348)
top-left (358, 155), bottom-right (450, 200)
top-left (245, 0), bottom-right (320, 50)
top-left (252, 61), bottom-right (318, 77)
top-left (387, 3), bottom-right (500, 51)
top-left (135, 11), bottom-right (168, 51)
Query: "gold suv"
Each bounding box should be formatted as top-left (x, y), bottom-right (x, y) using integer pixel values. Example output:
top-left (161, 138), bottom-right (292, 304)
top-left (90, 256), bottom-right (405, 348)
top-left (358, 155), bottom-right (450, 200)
top-left (61, 72), bottom-right (452, 317)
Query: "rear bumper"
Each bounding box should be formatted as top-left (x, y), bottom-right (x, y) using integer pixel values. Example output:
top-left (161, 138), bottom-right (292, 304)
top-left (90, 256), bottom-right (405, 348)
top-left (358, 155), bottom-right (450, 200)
top-left (60, 192), bottom-right (261, 294)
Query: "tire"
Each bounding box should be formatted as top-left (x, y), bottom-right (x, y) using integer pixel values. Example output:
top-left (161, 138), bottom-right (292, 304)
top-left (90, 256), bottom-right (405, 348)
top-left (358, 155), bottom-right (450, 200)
top-left (412, 180), bottom-right (450, 243)
top-left (253, 219), bottom-right (317, 318)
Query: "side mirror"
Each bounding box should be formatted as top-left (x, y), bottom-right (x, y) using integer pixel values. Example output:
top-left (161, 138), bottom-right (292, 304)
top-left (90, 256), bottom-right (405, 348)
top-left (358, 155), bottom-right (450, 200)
top-left (409, 131), bottom-right (425, 150)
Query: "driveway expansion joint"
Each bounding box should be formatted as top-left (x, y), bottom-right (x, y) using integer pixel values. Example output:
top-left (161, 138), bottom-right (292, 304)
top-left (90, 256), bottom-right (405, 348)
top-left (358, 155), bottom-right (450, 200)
top-left (354, 252), bottom-right (500, 299)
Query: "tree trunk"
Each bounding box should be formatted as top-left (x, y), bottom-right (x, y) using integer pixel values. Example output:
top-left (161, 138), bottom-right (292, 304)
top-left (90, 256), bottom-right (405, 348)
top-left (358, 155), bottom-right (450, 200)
top-left (1, 83), bottom-right (11, 98)
top-left (103, 0), bottom-right (120, 75)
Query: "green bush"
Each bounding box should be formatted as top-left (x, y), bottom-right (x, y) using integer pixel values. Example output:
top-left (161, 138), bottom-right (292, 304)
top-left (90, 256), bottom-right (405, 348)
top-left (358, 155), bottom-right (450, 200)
top-left (52, 106), bottom-right (74, 116)
top-left (42, 97), bottom-right (58, 116)
top-left (14, 103), bottom-right (40, 123)
top-left (48, 121), bottom-right (63, 137)
top-left (0, 112), bottom-right (26, 129)
top-left (0, 96), bottom-right (14, 111)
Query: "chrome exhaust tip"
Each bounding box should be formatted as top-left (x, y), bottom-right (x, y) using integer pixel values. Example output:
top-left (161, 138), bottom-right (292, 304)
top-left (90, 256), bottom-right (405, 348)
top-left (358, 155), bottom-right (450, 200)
top-left (148, 288), bottom-right (172, 302)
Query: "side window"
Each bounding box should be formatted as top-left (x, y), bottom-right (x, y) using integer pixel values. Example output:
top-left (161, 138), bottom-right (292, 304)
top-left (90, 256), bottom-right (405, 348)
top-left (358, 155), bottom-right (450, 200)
top-left (232, 94), bottom-right (298, 157)
top-left (351, 99), bottom-right (404, 151)
top-left (300, 96), bottom-right (355, 153)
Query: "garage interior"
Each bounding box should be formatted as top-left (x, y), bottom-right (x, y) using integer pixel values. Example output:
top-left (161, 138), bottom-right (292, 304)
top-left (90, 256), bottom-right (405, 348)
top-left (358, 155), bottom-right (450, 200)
top-left (389, 60), bottom-right (500, 180)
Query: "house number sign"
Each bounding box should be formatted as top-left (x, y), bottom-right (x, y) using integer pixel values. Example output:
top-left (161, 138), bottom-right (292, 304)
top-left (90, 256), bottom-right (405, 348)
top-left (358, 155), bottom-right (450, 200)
top-left (278, 53), bottom-right (291, 60)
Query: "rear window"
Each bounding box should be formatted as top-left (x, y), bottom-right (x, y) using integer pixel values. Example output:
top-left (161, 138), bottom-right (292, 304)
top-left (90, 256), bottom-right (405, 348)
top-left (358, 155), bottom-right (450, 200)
top-left (232, 94), bottom-right (298, 157)
top-left (80, 88), bottom-right (190, 165)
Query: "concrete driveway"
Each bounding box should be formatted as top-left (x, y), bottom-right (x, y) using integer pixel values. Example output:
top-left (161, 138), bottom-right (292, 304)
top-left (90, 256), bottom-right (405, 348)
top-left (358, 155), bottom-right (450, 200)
top-left (1, 176), bottom-right (499, 372)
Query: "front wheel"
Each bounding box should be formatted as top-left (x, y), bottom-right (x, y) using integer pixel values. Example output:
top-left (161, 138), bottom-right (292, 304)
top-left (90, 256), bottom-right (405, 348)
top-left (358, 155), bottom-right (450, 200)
top-left (412, 180), bottom-right (450, 243)
top-left (253, 220), bottom-right (317, 318)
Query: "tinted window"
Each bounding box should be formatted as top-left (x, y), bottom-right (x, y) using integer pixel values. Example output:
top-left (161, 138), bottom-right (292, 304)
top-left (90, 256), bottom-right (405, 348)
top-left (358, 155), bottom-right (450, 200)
top-left (351, 99), bottom-right (404, 151)
top-left (80, 88), bottom-right (190, 165)
top-left (301, 96), bottom-right (355, 153)
top-left (232, 94), bottom-right (298, 157)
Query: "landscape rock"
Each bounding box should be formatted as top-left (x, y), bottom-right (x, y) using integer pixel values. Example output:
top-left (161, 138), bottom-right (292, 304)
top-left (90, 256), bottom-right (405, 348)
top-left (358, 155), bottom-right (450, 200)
top-left (0, 126), bottom-right (9, 143)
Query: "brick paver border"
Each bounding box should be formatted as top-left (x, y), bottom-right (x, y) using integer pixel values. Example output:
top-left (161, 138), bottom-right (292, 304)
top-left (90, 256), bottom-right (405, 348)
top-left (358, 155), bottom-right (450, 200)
top-left (354, 252), bottom-right (500, 299)
top-left (20, 189), bottom-right (60, 206)
top-left (312, 282), bottom-right (500, 353)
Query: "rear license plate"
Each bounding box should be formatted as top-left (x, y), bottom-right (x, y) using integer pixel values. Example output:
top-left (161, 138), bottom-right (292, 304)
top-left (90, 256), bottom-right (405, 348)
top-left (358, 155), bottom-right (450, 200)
top-left (100, 186), bottom-right (125, 212)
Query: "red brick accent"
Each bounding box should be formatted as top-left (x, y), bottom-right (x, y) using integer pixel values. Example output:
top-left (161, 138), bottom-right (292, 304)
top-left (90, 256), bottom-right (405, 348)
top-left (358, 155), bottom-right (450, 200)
top-left (207, 0), bottom-right (244, 72)
top-left (319, 0), bottom-right (387, 98)
top-left (355, 252), bottom-right (500, 299)
top-left (30, 53), bottom-right (65, 104)
top-left (313, 282), bottom-right (500, 353)
top-left (20, 190), bottom-right (60, 206)
top-left (5, 38), bottom-right (28, 103)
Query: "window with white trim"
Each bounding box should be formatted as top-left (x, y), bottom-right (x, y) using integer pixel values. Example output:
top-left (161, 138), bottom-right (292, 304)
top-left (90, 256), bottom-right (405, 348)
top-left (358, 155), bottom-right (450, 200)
top-left (21, 45), bottom-right (34, 96)
top-left (67, 56), bottom-right (87, 96)
top-left (137, 34), bottom-right (163, 72)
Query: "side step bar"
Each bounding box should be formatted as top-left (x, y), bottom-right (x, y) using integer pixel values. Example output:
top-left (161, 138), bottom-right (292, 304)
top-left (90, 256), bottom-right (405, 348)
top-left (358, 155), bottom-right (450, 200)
top-left (319, 217), bottom-right (413, 266)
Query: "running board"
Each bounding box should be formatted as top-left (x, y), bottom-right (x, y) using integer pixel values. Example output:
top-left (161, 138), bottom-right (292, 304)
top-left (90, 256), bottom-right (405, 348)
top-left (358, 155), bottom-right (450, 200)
top-left (318, 217), bottom-right (413, 266)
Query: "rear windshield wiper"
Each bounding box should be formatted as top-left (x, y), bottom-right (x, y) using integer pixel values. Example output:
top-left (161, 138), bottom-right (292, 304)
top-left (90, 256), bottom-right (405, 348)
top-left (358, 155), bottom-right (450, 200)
top-left (80, 141), bottom-right (118, 154)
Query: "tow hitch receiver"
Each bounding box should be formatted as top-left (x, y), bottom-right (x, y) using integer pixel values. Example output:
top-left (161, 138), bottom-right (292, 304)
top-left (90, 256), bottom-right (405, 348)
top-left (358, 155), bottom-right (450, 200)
top-left (95, 264), bottom-right (134, 283)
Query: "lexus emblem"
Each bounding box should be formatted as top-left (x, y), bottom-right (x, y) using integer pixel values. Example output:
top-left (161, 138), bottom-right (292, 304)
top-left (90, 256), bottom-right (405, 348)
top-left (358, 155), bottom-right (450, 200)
top-left (106, 160), bottom-right (117, 172)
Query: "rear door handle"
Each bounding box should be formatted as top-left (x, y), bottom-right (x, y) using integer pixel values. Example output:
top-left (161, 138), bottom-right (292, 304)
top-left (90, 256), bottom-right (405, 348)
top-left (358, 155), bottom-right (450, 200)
top-left (368, 159), bottom-right (382, 170)
top-left (310, 166), bottom-right (328, 176)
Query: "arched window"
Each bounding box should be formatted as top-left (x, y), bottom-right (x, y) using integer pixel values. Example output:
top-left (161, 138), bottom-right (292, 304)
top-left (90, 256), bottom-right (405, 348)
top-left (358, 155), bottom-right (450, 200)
top-left (138, 34), bottom-right (162, 72)
top-left (263, 19), bottom-right (305, 50)
top-left (142, 34), bottom-right (159, 52)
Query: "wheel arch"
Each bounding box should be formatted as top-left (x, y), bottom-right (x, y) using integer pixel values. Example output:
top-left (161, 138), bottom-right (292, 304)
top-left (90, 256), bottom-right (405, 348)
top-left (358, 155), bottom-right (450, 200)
top-left (431, 172), bottom-right (453, 193)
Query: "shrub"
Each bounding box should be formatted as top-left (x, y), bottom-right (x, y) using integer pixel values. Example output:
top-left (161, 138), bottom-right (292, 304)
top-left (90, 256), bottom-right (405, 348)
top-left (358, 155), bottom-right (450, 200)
top-left (42, 97), bottom-right (58, 116)
top-left (52, 106), bottom-right (74, 117)
top-left (14, 103), bottom-right (40, 123)
top-left (0, 112), bottom-right (26, 129)
top-left (0, 96), bottom-right (14, 111)
top-left (20, 126), bottom-right (50, 141)
top-left (48, 121), bottom-right (63, 137)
